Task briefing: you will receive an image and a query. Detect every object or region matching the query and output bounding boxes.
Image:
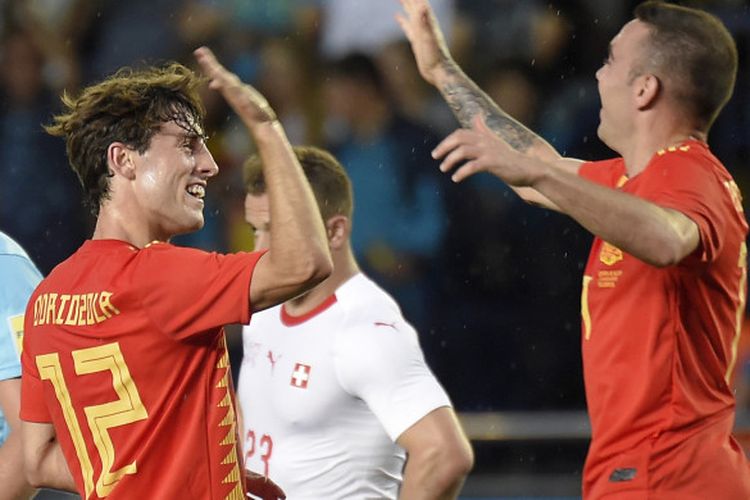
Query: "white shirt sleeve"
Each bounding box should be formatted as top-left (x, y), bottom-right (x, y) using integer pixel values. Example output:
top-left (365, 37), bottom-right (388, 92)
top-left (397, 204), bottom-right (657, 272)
top-left (333, 318), bottom-right (451, 442)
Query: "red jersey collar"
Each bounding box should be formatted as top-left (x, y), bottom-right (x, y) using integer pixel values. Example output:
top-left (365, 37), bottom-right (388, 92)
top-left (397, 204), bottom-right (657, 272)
top-left (81, 239), bottom-right (141, 252)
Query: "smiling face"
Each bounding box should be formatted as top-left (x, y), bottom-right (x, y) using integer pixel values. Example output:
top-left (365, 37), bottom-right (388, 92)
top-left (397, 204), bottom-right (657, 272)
top-left (595, 20), bottom-right (652, 152)
top-left (129, 120), bottom-right (218, 241)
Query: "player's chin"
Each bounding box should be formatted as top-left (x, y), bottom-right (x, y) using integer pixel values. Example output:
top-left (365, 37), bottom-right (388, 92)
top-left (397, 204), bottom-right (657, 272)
top-left (177, 212), bottom-right (205, 235)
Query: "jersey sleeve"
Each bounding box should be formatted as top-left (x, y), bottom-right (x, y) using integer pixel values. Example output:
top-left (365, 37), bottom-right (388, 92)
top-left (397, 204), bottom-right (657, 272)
top-left (334, 319), bottom-right (451, 442)
top-left (133, 244), bottom-right (265, 339)
top-left (638, 151), bottom-right (729, 263)
top-left (578, 158), bottom-right (626, 188)
top-left (19, 335), bottom-right (50, 423)
top-left (0, 254), bottom-right (42, 381)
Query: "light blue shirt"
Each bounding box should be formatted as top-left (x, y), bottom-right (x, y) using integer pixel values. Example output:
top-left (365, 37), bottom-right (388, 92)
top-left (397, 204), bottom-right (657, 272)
top-left (0, 231), bottom-right (42, 445)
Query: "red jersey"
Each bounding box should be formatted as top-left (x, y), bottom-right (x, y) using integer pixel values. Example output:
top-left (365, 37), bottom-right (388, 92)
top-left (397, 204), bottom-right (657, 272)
top-left (578, 140), bottom-right (750, 499)
top-left (20, 239), bottom-right (262, 499)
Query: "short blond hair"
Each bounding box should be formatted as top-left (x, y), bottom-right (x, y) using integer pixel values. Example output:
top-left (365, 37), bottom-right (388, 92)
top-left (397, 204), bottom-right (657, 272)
top-left (244, 146), bottom-right (353, 220)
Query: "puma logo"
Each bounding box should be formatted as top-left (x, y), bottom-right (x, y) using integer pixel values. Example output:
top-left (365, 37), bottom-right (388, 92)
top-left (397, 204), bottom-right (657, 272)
top-left (267, 350), bottom-right (281, 370)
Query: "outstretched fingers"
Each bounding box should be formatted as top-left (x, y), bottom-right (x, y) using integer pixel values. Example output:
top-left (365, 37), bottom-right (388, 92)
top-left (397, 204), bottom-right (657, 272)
top-left (432, 129), bottom-right (486, 182)
top-left (452, 160), bottom-right (485, 183)
top-left (395, 13), bottom-right (412, 40)
top-left (433, 129), bottom-right (473, 163)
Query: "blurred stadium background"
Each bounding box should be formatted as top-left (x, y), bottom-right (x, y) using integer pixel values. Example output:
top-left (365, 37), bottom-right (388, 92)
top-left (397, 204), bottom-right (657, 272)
top-left (4, 0), bottom-right (750, 498)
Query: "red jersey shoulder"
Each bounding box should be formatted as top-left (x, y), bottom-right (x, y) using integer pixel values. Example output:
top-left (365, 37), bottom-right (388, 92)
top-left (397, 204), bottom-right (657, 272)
top-left (579, 158), bottom-right (626, 188)
top-left (648, 142), bottom-right (744, 216)
top-left (648, 141), bottom-right (729, 181)
top-left (134, 242), bottom-right (217, 277)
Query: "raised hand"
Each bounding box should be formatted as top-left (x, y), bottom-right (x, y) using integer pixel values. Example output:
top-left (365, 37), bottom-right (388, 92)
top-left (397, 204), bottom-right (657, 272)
top-left (396, 0), bottom-right (454, 85)
top-left (433, 116), bottom-right (544, 186)
top-left (193, 46), bottom-right (277, 127)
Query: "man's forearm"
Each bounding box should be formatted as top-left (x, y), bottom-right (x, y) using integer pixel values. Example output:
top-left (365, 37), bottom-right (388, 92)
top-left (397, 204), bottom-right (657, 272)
top-left (252, 122), bottom-right (331, 287)
top-left (399, 452), bottom-right (466, 500)
top-left (434, 62), bottom-right (559, 160)
top-left (30, 439), bottom-right (76, 493)
top-left (532, 158), bottom-right (699, 266)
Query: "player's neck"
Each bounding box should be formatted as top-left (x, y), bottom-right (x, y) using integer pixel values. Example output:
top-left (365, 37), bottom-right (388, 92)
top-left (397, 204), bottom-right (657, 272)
top-left (622, 122), bottom-right (705, 178)
top-left (93, 204), bottom-right (167, 248)
top-left (284, 247), bottom-right (359, 316)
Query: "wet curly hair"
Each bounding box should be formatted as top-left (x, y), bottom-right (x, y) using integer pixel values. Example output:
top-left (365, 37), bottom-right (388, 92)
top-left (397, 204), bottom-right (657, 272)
top-left (45, 63), bottom-right (206, 214)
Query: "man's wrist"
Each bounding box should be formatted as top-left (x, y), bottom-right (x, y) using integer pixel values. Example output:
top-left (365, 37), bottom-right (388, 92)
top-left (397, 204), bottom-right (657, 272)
top-left (431, 59), bottom-right (460, 87)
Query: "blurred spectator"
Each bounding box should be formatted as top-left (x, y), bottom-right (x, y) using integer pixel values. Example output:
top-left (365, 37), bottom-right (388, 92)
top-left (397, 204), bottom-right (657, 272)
top-left (0, 29), bottom-right (85, 273)
top-left (318, 0), bottom-right (454, 59)
top-left (377, 40), bottom-right (456, 135)
top-left (83, 0), bottom-right (185, 82)
top-left (483, 60), bottom-right (540, 130)
top-left (323, 52), bottom-right (448, 332)
top-left (256, 38), bottom-right (323, 146)
top-left (1, 0), bottom-right (92, 92)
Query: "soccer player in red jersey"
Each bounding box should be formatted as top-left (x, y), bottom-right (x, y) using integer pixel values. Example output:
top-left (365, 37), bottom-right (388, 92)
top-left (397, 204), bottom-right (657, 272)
top-left (399, 0), bottom-right (750, 498)
top-left (18, 48), bottom-right (331, 499)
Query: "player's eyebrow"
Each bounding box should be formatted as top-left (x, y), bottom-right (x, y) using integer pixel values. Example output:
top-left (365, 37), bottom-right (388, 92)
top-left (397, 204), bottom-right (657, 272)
top-left (185, 131), bottom-right (208, 143)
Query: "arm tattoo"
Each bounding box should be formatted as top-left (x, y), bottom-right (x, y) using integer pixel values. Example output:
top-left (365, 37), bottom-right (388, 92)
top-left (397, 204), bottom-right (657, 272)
top-left (440, 65), bottom-right (537, 152)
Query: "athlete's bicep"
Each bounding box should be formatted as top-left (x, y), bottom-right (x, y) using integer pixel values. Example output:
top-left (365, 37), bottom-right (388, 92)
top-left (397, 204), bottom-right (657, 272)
top-left (247, 251), bottom-right (289, 312)
top-left (248, 251), bottom-right (313, 312)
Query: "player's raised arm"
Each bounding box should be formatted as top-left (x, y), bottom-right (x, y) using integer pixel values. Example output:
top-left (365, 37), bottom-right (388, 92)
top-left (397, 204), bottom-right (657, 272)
top-left (194, 47), bottom-right (332, 312)
top-left (396, 0), bottom-right (581, 209)
top-left (396, 0), bottom-right (562, 161)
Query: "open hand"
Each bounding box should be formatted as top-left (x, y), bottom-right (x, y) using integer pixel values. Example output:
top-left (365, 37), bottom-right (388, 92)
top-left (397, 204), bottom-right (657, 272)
top-left (433, 116), bottom-right (542, 186)
top-left (194, 46), bottom-right (277, 127)
top-left (396, 0), bottom-right (454, 85)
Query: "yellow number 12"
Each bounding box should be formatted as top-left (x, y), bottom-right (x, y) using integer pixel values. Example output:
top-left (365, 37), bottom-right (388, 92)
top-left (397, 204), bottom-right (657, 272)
top-left (36, 342), bottom-right (148, 498)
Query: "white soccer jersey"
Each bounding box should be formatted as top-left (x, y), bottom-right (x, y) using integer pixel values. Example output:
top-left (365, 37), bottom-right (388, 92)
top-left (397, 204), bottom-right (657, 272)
top-left (237, 273), bottom-right (451, 500)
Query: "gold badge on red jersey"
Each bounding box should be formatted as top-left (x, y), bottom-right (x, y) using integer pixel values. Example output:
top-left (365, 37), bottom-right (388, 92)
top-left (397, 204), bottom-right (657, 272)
top-left (599, 242), bottom-right (623, 266)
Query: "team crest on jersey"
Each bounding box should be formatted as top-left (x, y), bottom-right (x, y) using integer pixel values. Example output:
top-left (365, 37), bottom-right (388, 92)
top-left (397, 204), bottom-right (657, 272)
top-left (599, 242), bottom-right (623, 266)
top-left (291, 363), bottom-right (311, 389)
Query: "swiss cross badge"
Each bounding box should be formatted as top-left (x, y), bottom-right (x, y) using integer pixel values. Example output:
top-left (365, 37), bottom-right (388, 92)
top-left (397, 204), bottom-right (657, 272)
top-left (290, 363), bottom-right (312, 389)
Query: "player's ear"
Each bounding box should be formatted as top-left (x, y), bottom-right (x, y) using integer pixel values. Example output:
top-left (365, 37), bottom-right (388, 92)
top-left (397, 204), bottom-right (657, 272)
top-left (326, 215), bottom-right (349, 250)
top-left (634, 73), bottom-right (660, 110)
top-left (107, 142), bottom-right (137, 180)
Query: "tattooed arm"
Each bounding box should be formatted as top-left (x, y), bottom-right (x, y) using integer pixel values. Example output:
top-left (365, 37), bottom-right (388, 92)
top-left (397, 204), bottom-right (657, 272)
top-left (397, 0), bottom-right (581, 209)
top-left (397, 0), bottom-right (564, 160)
top-left (436, 64), bottom-right (561, 161)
